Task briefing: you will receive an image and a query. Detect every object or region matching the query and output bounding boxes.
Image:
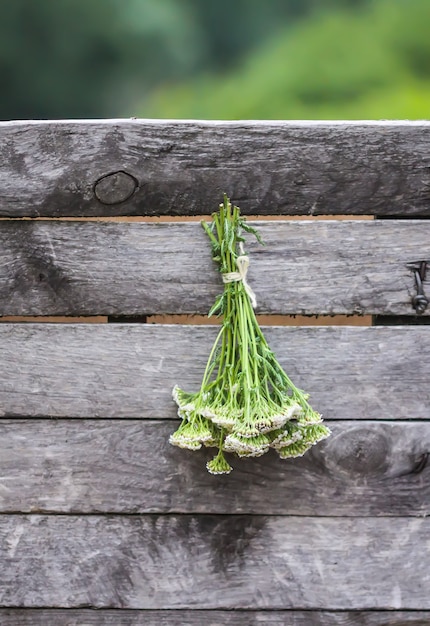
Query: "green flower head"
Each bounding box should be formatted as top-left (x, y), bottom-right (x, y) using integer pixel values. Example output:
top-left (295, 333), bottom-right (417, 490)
top-left (206, 451), bottom-right (233, 475)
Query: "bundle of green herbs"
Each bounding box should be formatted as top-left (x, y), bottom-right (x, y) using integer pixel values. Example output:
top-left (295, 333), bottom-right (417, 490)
top-left (170, 196), bottom-right (330, 474)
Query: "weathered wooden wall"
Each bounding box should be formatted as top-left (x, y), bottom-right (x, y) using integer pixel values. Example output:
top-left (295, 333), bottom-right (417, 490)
top-left (0, 220), bottom-right (428, 316)
top-left (0, 121), bottom-right (429, 625)
top-left (0, 420), bottom-right (428, 516)
top-left (2, 610), bottom-right (430, 625)
top-left (1, 120), bottom-right (430, 217)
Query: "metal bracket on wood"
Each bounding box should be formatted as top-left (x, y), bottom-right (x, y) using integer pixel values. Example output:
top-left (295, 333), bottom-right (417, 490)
top-left (407, 261), bottom-right (429, 315)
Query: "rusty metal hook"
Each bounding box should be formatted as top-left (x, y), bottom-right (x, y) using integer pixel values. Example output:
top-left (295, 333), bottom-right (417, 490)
top-left (407, 261), bottom-right (429, 315)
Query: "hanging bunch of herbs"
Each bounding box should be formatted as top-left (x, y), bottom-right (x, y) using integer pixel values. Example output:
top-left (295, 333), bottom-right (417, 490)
top-left (170, 196), bottom-right (330, 474)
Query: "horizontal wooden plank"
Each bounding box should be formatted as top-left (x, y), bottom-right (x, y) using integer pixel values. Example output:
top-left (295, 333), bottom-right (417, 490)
top-left (0, 515), bottom-right (429, 608)
top-left (0, 220), bottom-right (429, 316)
top-left (1, 609), bottom-right (429, 626)
top-left (0, 325), bottom-right (428, 420)
top-left (0, 420), bottom-right (428, 516)
top-left (1, 120), bottom-right (430, 217)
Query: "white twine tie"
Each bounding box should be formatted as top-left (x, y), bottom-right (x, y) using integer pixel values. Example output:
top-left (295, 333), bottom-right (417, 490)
top-left (222, 244), bottom-right (257, 308)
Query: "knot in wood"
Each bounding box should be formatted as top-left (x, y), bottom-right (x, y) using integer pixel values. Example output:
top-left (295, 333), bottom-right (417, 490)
top-left (94, 171), bottom-right (138, 205)
top-left (325, 427), bottom-right (389, 476)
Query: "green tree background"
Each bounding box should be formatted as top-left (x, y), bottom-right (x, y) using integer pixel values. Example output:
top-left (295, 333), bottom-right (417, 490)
top-left (0, 0), bottom-right (429, 120)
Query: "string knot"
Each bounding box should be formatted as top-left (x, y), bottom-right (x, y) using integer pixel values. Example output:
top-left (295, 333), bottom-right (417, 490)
top-left (222, 254), bottom-right (257, 308)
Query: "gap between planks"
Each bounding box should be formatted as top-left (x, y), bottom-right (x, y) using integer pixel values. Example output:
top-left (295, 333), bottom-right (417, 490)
top-left (0, 314), bottom-right (373, 326)
top-left (0, 214), bottom-right (374, 222)
top-left (1, 608), bottom-right (430, 626)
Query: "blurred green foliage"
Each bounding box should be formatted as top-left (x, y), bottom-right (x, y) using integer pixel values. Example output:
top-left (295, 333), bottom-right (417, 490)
top-left (0, 0), bottom-right (428, 120)
top-left (0, 0), bottom-right (202, 118)
top-left (141, 0), bottom-right (430, 120)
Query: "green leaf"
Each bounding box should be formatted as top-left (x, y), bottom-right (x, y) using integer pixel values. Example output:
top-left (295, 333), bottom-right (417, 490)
top-left (208, 294), bottom-right (225, 317)
top-left (239, 219), bottom-right (265, 245)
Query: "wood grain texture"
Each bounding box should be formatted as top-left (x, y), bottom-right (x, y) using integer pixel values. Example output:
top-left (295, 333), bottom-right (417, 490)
top-left (0, 324), bottom-right (429, 420)
top-left (1, 120), bottom-right (430, 217)
top-left (0, 420), bottom-right (428, 516)
top-left (1, 609), bottom-right (430, 626)
top-left (0, 514), bottom-right (429, 609)
top-left (0, 220), bottom-right (429, 316)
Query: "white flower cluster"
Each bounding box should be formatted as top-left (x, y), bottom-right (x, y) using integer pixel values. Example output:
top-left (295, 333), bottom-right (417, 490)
top-left (170, 384), bottom-right (330, 474)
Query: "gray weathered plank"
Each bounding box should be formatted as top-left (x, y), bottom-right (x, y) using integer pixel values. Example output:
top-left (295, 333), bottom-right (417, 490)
top-left (0, 515), bottom-right (429, 608)
top-left (0, 220), bottom-right (428, 316)
top-left (1, 120), bottom-right (430, 217)
top-left (1, 609), bottom-right (429, 626)
top-left (0, 420), bottom-right (428, 516)
top-left (0, 325), bottom-right (428, 420)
